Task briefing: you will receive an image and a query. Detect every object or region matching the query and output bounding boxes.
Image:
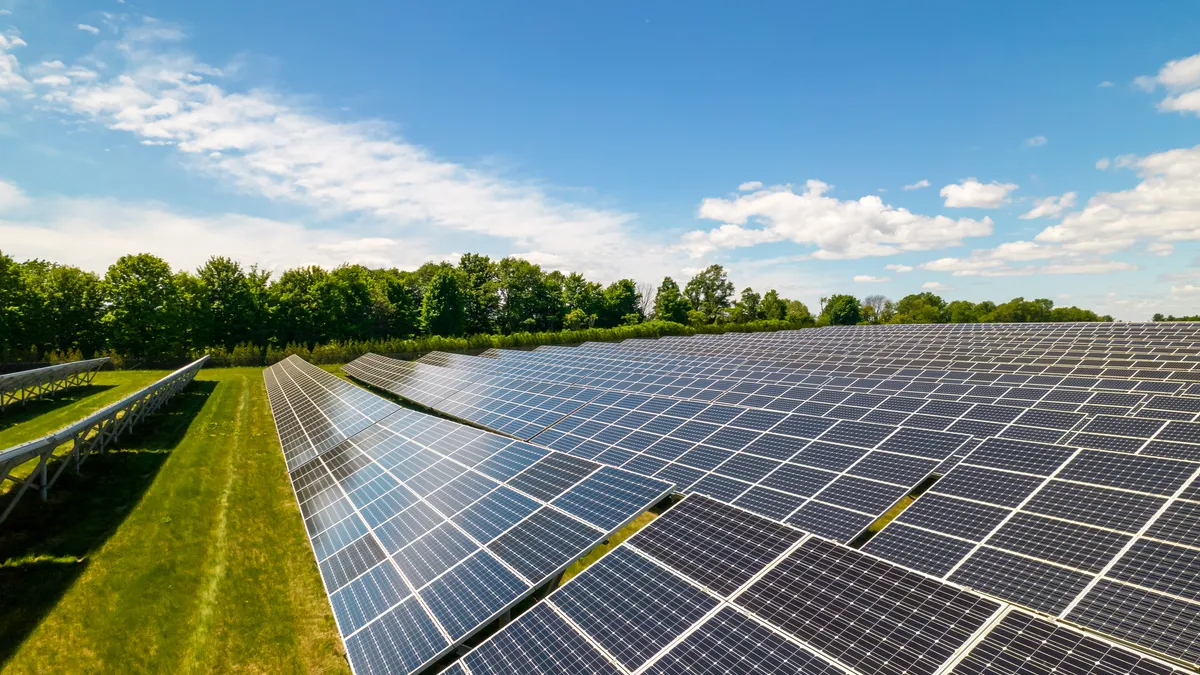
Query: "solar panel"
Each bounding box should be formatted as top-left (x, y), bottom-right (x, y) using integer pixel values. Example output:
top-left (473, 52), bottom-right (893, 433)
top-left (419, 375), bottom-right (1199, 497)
top-left (264, 357), bottom-right (673, 675)
top-left (459, 493), bottom-right (1184, 674)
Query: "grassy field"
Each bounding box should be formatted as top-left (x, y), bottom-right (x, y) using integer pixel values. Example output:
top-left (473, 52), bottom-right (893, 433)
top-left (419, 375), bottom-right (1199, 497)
top-left (0, 368), bottom-right (348, 674)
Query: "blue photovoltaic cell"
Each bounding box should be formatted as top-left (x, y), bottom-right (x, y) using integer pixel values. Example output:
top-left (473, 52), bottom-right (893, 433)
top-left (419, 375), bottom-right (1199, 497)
top-left (551, 547), bottom-right (720, 670)
top-left (450, 486), bottom-right (540, 544)
top-left (460, 603), bottom-right (622, 675)
top-left (344, 596), bottom-right (447, 675)
top-left (552, 467), bottom-right (672, 530)
top-left (329, 561), bottom-right (411, 636)
top-left (419, 551), bottom-right (529, 640)
top-left (644, 606), bottom-right (844, 675)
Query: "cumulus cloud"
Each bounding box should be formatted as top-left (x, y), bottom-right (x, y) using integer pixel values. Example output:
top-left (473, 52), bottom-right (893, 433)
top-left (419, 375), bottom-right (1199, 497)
top-left (1020, 192), bottom-right (1077, 220)
top-left (17, 17), bottom-right (678, 281)
top-left (1035, 145), bottom-right (1200, 255)
top-left (884, 264), bottom-right (913, 273)
top-left (1135, 52), bottom-right (1200, 115)
top-left (1099, 80), bottom-right (1114, 88)
top-left (682, 180), bottom-right (992, 259)
top-left (1096, 158), bottom-right (1111, 170)
top-left (903, 179), bottom-right (930, 191)
top-left (0, 31), bottom-right (29, 92)
top-left (1023, 135), bottom-right (1048, 148)
top-left (738, 181), bottom-right (763, 192)
top-left (854, 275), bottom-right (887, 283)
top-left (77, 24), bottom-right (100, 35)
top-left (922, 281), bottom-right (950, 290)
top-left (940, 178), bottom-right (1018, 208)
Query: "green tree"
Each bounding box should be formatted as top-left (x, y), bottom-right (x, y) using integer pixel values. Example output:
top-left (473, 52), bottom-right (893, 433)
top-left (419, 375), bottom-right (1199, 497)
top-left (19, 261), bottom-right (105, 355)
top-left (421, 268), bottom-right (468, 336)
top-left (894, 292), bottom-right (948, 323)
top-left (653, 277), bottom-right (691, 323)
top-left (760, 290), bottom-right (786, 321)
top-left (197, 256), bottom-right (256, 350)
top-left (270, 265), bottom-right (332, 346)
top-left (497, 258), bottom-right (564, 333)
top-left (684, 264), bottom-right (735, 323)
top-left (372, 268), bottom-right (420, 339)
top-left (600, 279), bottom-right (641, 328)
top-left (822, 294), bottom-right (861, 326)
top-left (562, 272), bottom-right (603, 327)
top-left (785, 300), bottom-right (815, 327)
top-left (947, 300), bottom-right (978, 323)
top-left (458, 254), bottom-right (500, 335)
top-left (731, 287), bottom-right (763, 323)
top-left (102, 253), bottom-right (181, 358)
top-left (0, 250), bottom-right (32, 357)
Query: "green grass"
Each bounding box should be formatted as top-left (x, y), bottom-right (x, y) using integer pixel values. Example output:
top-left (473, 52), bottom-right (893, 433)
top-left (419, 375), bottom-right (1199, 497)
top-left (0, 368), bottom-right (347, 674)
top-left (559, 511), bottom-right (658, 586)
top-left (0, 370), bottom-right (166, 449)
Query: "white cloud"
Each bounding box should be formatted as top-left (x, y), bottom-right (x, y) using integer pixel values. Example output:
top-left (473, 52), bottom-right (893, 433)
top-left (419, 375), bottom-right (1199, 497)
top-left (0, 179), bottom-right (29, 210)
top-left (903, 179), bottom-right (930, 191)
top-left (35, 74), bottom-right (70, 87)
top-left (940, 178), bottom-right (1018, 208)
top-left (1148, 242), bottom-right (1174, 256)
top-left (0, 31), bottom-right (29, 92)
top-left (1135, 52), bottom-right (1200, 115)
top-left (18, 18), bottom-right (678, 282)
top-left (0, 10), bottom-right (11, 15)
top-left (682, 180), bottom-right (992, 259)
top-left (854, 275), bottom-right (887, 283)
top-left (884, 264), bottom-right (913, 273)
top-left (1020, 192), bottom-right (1077, 220)
top-left (737, 181), bottom-right (763, 192)
top-left (922, 281), bottom-right (950, 290)
top-left (1098, 81), bottom-right (1114, 88)
top-left (1096, 158), bottom-right (1111, 170)
top-left (77, 24), bottom-right (100, 35)
top-left (1023, 135), bottom-right (1047, 148)
top-left (1035, 145), bottom-right (1200, 255)
top-left (0, 187), bottom-right (441, 274)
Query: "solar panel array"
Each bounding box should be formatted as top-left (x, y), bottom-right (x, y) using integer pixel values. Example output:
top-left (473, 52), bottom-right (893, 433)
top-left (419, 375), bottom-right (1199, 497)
top-left (864, 436), bottom-right (1200, 664)
top-left (347, 353), bottom-right (973, 543)
top-left (341, 323), bottom-right (1200, 671)
top-left (454, 494), bottom-right (1185, 675)
top-left (264, 356), bottom-right (673, 675)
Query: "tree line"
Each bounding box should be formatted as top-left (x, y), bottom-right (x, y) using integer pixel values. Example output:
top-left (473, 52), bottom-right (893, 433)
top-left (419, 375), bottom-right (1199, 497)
top-left (0, 248), bottom-right (1115, 364)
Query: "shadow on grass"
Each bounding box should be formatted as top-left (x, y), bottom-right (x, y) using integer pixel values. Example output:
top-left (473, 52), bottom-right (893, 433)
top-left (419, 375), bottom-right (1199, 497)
top-left (0, 380), bottom-right (216, 662)
top-left (0, 384), bottom-right (118, 435)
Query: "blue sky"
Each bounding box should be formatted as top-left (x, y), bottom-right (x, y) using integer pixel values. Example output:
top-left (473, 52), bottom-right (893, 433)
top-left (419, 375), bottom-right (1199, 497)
top-left (1, 1), bottom-right (1199, 319)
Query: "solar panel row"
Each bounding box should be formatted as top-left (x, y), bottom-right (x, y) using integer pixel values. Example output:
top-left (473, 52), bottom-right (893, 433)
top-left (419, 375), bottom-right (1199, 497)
top-left (264, 356), bottom-right (673, 675)
top-left (862, 436), bottom-right (1200, 664)
top-left (455, 494), bottom-right (1185, 675)
top-left (347, 353), bottom-right (972, 543)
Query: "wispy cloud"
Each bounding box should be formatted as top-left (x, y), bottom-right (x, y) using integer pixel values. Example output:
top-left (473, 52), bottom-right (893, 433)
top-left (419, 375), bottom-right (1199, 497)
top-left (19, 17), bottom-right (679, 281)
top-left (1098, 80), bottom-right (1114, 88)
top-left (922, 281), bottom-right (950, 290)
top-left (884, 264), bottom-right (913, 273)
top-left (737, 181), bottom-right (763, 192)
top-left (77, 24), bottom-right (100, 35)
top-left (853, 275), bottom-right (888, 283)
top-left (1020, 192), bottom-right (1077, 220)
top-left (902, 179), bottom-right (930, 190)
top-left (1022, 135), bottom-right (1047, 148)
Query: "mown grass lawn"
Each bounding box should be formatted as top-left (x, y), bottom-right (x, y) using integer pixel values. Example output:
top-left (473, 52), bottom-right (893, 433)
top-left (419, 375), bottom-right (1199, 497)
top-left (0, 367), bottom-right (348, 674)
